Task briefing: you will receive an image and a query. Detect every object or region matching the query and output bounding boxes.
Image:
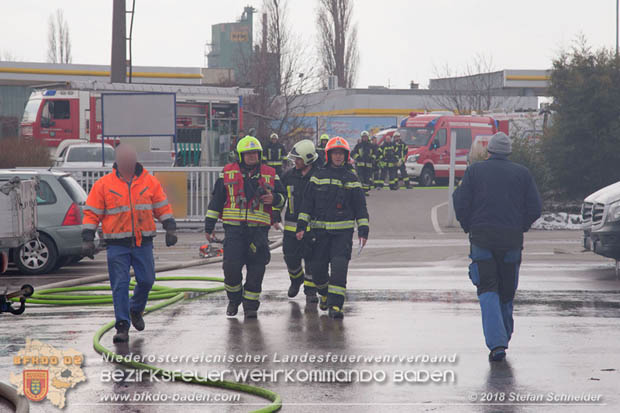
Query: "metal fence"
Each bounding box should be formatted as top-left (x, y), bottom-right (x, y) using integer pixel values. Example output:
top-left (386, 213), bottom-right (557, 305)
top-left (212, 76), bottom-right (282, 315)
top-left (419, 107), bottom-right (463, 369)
top-left (56, 166), bottom-right (222, 222)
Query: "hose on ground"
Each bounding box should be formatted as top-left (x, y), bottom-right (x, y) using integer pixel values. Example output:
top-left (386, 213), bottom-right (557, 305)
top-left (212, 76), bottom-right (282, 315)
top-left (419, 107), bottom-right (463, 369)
top-left (10, 238), bottom-right (284, 413)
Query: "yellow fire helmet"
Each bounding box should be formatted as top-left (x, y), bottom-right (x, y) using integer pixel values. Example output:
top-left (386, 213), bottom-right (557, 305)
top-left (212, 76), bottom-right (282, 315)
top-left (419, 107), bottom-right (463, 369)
top-left (236, 135), bottom-right (263, 163)
top-left (319, 134), bottom-right (330, 142)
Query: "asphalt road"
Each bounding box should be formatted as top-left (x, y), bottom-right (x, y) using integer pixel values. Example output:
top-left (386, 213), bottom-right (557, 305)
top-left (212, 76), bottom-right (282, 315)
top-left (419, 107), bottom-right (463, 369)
top-left (1, 187), bottom-right (619, 412)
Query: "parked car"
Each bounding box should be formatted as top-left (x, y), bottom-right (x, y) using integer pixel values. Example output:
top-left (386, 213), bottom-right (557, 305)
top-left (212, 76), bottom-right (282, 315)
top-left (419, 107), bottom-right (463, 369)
top-left (54, 142), bottom-right (115, 168)
top-left (582, 181), bottom-right (620, 260)
top-left (0, 169), bottom-right (99, 275)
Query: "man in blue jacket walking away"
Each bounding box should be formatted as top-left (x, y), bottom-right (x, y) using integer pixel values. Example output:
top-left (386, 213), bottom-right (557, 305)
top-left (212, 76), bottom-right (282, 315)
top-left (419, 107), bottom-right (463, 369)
top-left (453, 132), bottom-right (542, 362)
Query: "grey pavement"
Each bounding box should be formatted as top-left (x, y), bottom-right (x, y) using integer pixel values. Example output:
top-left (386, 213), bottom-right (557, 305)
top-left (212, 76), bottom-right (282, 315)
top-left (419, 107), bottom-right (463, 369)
top-left (1, 187), bottom-right (619, 412)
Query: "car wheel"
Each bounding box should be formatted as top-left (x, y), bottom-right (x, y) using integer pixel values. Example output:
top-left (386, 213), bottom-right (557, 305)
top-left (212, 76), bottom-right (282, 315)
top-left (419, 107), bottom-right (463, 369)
top-left (419, 166), bottom-right (435, 187)
top-left (14, 234), bottom-right (58, 275)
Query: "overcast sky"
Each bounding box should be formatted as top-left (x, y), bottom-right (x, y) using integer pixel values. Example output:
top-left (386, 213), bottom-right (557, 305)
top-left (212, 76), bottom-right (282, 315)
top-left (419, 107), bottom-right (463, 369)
top-left (0, 0), bottom-right (617, 88)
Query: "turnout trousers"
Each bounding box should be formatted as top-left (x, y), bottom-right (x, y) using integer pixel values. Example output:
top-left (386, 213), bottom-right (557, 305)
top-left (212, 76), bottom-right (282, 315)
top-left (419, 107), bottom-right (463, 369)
top-left (468, 243), bottom-right (521, 351)
top-left (381, 166), bottom-right (398, 190)
top-left (282, 230), bottom-right (317, 295)
top-left (374, 165), bottom-right (384, 189)
top-left (222, 224), bottom-right (271, 311)
top-left (309, 229), bottom-right (353, 309)
top-left (396, 163), bottom-right (410, 188)
top-left (356, 166), bottom-right (373, 193)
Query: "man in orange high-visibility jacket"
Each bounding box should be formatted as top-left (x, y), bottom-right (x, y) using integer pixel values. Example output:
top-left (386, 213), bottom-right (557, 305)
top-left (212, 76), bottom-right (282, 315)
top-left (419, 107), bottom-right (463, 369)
top-left (82, 144), bottom-right (177, 343)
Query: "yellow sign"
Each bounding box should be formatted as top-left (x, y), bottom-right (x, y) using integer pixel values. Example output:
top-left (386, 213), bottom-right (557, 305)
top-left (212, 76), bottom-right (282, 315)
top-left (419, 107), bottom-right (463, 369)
top-left (154, 171), bottom-right (188, 219)
top-left (231, 31), bottom-right (249, 42)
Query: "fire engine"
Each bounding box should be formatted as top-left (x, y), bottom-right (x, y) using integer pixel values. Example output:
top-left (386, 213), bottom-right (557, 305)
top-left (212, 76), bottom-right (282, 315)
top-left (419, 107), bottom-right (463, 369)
top-left (20, 81), bottom-right (246, 166)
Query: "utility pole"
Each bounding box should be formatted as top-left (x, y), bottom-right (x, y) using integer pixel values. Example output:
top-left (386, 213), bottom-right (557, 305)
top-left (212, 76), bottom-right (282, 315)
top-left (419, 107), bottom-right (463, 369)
top-left (111, 0), bottom-right (127, 83)
top-left (616, 0), bottom-right (620, 57)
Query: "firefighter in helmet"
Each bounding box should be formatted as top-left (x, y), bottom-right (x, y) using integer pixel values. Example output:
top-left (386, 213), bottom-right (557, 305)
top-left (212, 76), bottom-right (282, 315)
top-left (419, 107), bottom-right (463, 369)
top-left (295, 137), bottom-right (369, 319)
top-left (205, 135), bottom-right (286, 318)
top-left (316, 134), bottom-right (330, 167)
top-left (274, 140), bottom-right (321, 303)
top-left (379, 134), bottom-right (399, 190)
top-left (393, 131), bottom-right (412, 189)
top-left (351, 130), bottom-right (375, 195)
top-left (263, 132), bottom-right (287, 177)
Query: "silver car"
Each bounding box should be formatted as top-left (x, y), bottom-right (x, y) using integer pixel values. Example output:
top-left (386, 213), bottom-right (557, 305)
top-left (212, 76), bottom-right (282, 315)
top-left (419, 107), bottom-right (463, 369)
top-left (0, 169), bottom-right (99, 275)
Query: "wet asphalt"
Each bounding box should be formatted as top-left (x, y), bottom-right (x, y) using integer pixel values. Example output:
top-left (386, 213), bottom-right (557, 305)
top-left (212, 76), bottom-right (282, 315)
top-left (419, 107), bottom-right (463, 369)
top-left (1, 188), bottom-right (619, 412)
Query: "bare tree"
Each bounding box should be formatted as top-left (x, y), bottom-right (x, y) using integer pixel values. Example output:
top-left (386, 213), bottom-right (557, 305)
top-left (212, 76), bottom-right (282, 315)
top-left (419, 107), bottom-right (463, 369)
top-left (429, 54), bottom-right (506, 114)
top-left (47, 9), bottom-right (72, 64)
top-left (316, 0), bottom-right (359, 88)
top-left (238, 0), bottom-right (320, 146)
top-left (0, 50), bottom-right (17, 61)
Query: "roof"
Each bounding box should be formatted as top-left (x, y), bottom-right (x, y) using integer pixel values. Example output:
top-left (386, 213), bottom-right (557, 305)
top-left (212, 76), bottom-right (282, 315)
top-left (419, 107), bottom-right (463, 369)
top-left (62, 80), bottom-right (253, 98)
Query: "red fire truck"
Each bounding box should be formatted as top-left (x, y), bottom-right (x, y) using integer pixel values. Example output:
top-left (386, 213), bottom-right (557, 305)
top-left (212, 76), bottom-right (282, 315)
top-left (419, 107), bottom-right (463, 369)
top-left (20, 81), bottom-right (244, 166)
top-left (400, 113), bottom-right (501, 186)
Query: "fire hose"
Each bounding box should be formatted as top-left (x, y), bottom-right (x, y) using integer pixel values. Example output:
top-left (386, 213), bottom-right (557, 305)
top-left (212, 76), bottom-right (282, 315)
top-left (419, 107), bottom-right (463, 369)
top-left (2, 237), bottom-right (284, 413)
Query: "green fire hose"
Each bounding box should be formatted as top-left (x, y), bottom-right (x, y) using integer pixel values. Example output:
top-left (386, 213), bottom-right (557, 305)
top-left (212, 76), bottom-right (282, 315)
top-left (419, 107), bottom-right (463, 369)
top-left (8, 238), bottom-right (285, 413)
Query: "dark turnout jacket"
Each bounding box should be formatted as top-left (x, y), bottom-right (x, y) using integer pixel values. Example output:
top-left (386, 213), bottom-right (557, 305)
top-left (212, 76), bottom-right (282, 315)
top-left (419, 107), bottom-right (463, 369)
top-left (296, 164), bottom-right (369, 238)
top-left (452, 154), bottom-right (542, 249)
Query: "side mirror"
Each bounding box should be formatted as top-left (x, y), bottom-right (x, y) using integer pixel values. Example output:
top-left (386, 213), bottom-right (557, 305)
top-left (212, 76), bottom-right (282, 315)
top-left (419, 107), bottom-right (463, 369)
top-left (432, 139), bottom-right (440, 150)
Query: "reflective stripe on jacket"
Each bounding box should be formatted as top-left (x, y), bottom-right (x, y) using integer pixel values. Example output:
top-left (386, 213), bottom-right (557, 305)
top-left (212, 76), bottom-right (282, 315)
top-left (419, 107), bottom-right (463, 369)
top-left (295, 165), bottom-right (370, 238)
top-left (206, 162), bottom-right (280, 227)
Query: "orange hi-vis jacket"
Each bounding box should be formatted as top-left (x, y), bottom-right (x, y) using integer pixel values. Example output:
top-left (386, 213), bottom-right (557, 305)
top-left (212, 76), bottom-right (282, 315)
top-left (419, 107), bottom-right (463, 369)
top-left (82, 163), bottom-right (174, 247)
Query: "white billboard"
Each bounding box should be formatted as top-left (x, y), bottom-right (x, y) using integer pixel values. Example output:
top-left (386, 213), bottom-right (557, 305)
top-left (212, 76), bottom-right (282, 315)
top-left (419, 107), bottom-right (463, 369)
top-left (101, 92), bottom-right (176, 137)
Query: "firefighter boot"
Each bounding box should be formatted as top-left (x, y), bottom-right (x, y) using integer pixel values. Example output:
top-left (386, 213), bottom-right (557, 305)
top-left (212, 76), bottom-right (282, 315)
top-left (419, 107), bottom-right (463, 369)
top-left (328, 306), bottom-right (344, 319)
top-left (226, 301), bottom-right (240, 317)
top-left (113, 320), bottom-right (130, 343)
top-left (319, 295), bottom-right (329, 311)
top-left (306, 291), bottom-right (319, 304)
top-left (288, 280), bottom-right (303, 298)
top-left (242, 302), bottom-right (259, 319)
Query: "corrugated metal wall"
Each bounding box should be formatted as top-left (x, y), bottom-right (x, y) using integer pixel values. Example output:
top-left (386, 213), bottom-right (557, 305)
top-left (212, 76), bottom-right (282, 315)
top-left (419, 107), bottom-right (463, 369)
top-left (0, 86), bottom-right (31, 138)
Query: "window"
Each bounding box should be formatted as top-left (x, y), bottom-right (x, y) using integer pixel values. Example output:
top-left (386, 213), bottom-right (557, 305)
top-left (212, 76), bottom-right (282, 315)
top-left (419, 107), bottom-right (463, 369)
top-left (66, 147), bottom-right (115, 162)
top-left (40, 100), bottom-right (71, 126)
top-left (22, 99), bottom-right (41, 123)
top-left (36, 181), bottom-right (57, 205)
top-left (399, 127), bottom-right (434, 146)
top-left (434, 129), bottom-right (447, 148)
top-left (454, 128), bottom-right (473, 149)
top-left (50, 100), bottom-right (71, 119)
top-left (59, 176), bottom-right (87, 204)
top-left (95, 98), bottom-right (102, 122)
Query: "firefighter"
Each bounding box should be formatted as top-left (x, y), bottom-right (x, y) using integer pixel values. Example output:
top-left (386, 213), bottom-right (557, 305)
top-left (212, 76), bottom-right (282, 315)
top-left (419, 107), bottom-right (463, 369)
top-left (262, 132), bottom-right (287, 177)
top-left (316, 134), bottom-right (330, 167)
top-left (295, 137), bottom-right (370, 319)
top-left (370, 136), bottom-right (381, 190)
top-left (393, 131), bottom-right (412, 189)
top-left (351, 130), bottom-right (375, 195)
top-left (228, 134), bottom-right (239, 163)
top-left (82, 144), bottom-right (177, 343)
top-left (274, 140), bottom-right (321, 303)
top-left (379, 134), bottom-right (399, 190)
top-left (453, 132), bottom-right (542, 362)
top-left (205, 136), bottom-right (286, 318)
